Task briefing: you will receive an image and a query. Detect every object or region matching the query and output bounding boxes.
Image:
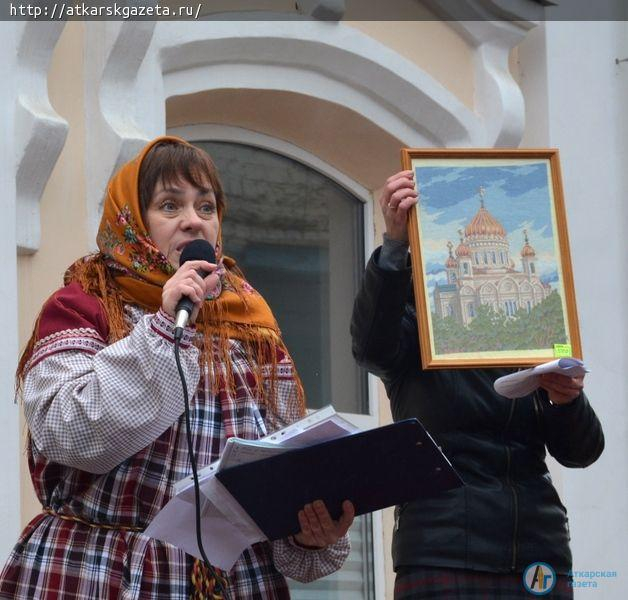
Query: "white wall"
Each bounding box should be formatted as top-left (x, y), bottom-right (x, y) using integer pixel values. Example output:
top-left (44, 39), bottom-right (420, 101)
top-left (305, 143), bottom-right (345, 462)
top-left (519, 21), bottom-right (628, 597)
top-left (0, 22), bottom-right (22, 562)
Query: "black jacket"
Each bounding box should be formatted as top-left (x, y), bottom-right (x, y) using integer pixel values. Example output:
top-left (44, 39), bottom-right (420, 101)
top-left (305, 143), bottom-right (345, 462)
top-left (350, 250), bottom-right (604, 574)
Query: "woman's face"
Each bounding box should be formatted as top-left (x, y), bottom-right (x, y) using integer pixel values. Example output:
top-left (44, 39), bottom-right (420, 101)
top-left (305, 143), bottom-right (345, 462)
top-left (145, 178), bottom-right (219, 269)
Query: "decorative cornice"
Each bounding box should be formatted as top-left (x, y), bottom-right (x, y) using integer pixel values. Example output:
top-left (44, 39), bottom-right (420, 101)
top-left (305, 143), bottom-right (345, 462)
top-left (84, 21), bottom-right (157, 249)
top-left (84, 18), bottom-right (534, 242)
top-left (423, 1), bottom-right (540, 147)
top-left (15, 22), bottom-right (68, 254)
top-left (158, 22), bottom-right (481, 147)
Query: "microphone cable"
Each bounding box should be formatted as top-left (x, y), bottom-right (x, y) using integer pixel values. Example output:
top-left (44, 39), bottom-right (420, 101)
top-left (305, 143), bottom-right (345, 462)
top-left (174, 336), bottom-right (227, 596)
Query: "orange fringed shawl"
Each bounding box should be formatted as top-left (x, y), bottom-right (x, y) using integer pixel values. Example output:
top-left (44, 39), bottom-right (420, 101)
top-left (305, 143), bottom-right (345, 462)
top-left (18, 136), bottom-right (305, 416)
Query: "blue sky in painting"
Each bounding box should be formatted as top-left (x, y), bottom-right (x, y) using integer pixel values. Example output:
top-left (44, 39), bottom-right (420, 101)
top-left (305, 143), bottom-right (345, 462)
top-left (415, 161), bottom-right (560, 307)
top-left (416, 163), bottom-right (551, 234)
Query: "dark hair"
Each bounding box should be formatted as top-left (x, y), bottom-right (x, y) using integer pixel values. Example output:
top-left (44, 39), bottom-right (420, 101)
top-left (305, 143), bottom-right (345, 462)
top-left (138, 141), bottom-right (226, 219)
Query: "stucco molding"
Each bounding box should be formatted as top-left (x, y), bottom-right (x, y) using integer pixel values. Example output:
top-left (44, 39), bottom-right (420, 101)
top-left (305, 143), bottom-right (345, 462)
top-left (85, 19), bottom-right (533, 240)
top-left (15, 21), bottom-right (68, 254)
top-left (459, 19), bottom-right (535, 147)
top-left (84, 21), bottom-right (157, 249)
top-left (158, 22), bottom-right (481, 149)
top-left (168, 123), bottom-right (372, 202)
top-left (423, 1), bottom-right (540, 147)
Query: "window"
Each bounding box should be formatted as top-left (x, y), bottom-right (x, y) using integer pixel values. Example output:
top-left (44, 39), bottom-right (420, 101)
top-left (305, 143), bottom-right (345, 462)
top-left (194, 141), bottom-right (374, 599)
top-left (467, 303), bottom-right (475, 317)
top-left (530, 262), bottom-right (535, 274)
top-left (290, 514), bottom-right (375, 600)
top-left (195, 141), bottom-right (367, 415)
top-left (504, 300), bottom-right (517, 316)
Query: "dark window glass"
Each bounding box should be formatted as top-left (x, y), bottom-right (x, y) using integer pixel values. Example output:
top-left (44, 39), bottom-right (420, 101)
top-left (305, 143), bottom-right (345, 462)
top-left (195, 141), bottom-right (368, 414)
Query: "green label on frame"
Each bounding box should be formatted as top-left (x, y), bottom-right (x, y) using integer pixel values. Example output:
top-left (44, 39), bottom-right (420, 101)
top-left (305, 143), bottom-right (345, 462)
top-left (553, 344), bottom-right (572, 357)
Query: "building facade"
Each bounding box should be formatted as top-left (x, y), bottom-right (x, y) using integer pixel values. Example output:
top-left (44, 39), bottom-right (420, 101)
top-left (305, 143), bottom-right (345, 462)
top-left (1, 4), bottom-right (626, 597)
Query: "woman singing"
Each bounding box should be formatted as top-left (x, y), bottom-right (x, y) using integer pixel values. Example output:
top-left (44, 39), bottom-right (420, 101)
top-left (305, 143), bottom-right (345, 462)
top-left (0, 137), bottom-right (354, 599)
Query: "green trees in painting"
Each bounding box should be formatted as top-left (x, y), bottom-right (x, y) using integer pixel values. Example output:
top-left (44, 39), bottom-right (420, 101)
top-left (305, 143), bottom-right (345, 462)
top-left (432, 290), bottom-right (567, 354)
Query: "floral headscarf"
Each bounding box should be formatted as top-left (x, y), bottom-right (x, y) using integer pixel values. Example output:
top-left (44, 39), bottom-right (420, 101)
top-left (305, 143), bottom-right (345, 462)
top-left (96, 136), bottom-right (280, 335)
top-left (20, 136), bottom-right (304, 412)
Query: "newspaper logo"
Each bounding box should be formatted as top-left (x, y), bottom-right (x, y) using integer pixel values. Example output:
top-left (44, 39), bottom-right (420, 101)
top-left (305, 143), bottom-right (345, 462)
top-left (523, 562), bottom-right (557, 595)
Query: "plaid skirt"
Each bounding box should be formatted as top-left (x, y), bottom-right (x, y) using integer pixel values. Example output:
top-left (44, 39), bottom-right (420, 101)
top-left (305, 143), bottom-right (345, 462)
top-left (394, 566), bottom-right (574, 599)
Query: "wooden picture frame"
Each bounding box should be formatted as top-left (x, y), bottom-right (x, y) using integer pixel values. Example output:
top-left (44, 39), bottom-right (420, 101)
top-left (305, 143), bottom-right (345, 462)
top-left (401, 148), bottom-right (582, 369)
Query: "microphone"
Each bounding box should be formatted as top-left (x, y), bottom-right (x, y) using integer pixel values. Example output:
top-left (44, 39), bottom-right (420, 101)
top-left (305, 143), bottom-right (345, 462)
top-left (174, 239), bottom-right (216, 340)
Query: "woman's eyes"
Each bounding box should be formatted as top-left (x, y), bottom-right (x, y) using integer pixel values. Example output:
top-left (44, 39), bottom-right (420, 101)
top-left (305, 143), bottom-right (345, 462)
top-left (160, 200), bottom-right (177, 211)
top-left (158, 200), bottom-right (216, 216)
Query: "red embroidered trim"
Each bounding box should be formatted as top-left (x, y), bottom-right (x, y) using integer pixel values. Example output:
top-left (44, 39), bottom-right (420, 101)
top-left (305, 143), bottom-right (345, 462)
top-left (27, 329), bottom-right (107, 371)
top-left (150, 309), bottom-right (195, 348)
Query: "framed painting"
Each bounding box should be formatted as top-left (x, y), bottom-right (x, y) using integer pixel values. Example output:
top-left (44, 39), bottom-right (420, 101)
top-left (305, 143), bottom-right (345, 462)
top-left (401, 148), bottom-right (582, 369)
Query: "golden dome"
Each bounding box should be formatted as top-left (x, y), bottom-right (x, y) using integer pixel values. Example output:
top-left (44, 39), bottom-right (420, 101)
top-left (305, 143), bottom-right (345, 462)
top-left (456, 244), bottom-right (471, 257)
top-left (455, 229), bottom-right (471, 257)
top-left (521, 229), bottom-right (536, 257)
top-left (465, 206), bottom-right (506, 238)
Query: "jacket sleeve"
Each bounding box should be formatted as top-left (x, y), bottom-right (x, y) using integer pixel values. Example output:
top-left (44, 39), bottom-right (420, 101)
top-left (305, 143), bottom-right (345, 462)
top-left (350, 248), bottom-right (417, 379)
top-left (538, 389), bottom-right (605, 467)
top-left (22, 284), bottom-right (200, 474)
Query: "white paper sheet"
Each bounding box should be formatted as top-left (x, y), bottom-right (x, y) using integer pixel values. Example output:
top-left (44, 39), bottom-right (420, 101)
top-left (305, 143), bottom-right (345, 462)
top-left (145, 405), bottom-right (358, 570)
top-left (494, 358), bottom-right (589, 399)
top-left (218, 438), bottom-right (289, 470)
top-left (143, 493), bottom-right (255, 570)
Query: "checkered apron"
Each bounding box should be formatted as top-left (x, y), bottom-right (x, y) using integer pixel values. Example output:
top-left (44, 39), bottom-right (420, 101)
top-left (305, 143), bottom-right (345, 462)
top-left (0, 305), bottom-right (300, 600)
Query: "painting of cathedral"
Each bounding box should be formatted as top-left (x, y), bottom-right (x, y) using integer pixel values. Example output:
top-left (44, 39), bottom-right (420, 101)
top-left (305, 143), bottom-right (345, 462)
top-left (403, 149), bottom-right (582, 368)
top-left (433, 186), bottom-right (551, 326)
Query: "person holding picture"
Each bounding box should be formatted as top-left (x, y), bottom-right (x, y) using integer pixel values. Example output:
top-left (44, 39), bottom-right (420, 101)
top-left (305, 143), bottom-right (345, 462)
top-left (350, 170), bottom-right (604, 599)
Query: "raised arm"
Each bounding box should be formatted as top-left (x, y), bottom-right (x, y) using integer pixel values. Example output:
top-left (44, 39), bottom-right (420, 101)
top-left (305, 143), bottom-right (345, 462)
top-left (351, 171), bottom-right (419, 378)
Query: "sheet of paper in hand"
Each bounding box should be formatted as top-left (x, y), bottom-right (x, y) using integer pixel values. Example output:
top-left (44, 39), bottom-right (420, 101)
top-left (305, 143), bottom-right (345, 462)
top-left (145, 405), bottom-right (359, 569)
top-left (494, 358), bottom-right (588, 399)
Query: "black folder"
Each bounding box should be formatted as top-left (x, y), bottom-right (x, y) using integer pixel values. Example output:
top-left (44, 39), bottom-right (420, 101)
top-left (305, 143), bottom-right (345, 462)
top-left (215, 418), bottom-right (463, 541)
